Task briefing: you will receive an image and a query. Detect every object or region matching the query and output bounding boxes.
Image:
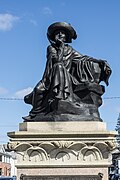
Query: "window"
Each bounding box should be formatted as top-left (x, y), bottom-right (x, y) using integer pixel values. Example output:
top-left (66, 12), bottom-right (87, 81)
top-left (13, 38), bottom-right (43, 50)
top-left (0, 155), bottom-right (2, 162)
top-left (4, 155), bottom-right (5, 162)
top-left (0, 168), bottom-right (2, 175)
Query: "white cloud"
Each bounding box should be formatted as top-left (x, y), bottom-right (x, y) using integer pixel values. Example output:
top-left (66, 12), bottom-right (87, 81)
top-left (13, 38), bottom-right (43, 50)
top-left (0, 13), bottom-right (19, 31)
top-left (15, 87), bottom-right (33, 98)
top-left (0, 87), bottom-right (8, 94)
top-left (30, 19), bottom-right (38, 26)
top-left (42, 7), bottom-right (52, 15)
top-left (116, 107), bottom-right (120, 113)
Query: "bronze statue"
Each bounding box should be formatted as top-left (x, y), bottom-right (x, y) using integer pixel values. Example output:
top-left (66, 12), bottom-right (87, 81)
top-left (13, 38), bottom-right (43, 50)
top-left (23, 22), bottom-right (111, 121)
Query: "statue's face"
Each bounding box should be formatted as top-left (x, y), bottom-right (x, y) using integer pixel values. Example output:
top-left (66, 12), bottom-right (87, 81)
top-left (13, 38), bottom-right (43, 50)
top-left (54, 30), bottom-right (66, 43)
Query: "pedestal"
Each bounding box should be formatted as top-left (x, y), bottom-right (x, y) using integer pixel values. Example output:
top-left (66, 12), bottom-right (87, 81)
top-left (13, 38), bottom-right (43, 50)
top-left (7, 121), bottom-right (117, 180)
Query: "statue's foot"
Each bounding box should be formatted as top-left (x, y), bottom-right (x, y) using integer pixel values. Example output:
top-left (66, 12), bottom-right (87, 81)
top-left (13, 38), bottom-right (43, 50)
top-left (22, 115), bottom-right (34, 121)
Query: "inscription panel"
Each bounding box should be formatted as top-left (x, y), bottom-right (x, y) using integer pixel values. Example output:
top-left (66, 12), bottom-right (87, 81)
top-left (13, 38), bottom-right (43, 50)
top-left (21, 175), bottom-right (102, 180)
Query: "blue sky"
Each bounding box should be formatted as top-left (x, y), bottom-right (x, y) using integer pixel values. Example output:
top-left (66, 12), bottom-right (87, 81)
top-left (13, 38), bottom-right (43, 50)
top-left (0, 0), bottom-right (120, 143)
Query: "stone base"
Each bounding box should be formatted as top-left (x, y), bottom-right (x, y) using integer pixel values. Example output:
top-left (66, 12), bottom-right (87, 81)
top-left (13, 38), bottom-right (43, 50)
top-left (24, 100), bottom-right (102, 122)
top-left (19, 121), bottom-right (106, 132)
top-left (7, 121), bottom-right (117, 180)
top-left (18, 167), bottom-right (107, 180)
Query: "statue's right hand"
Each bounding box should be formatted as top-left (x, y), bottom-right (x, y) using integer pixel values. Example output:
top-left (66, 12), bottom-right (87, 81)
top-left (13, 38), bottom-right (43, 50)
top-left (57, 38), bottom-right (63, 44)
top-left (55, 38), bottom-right (64, 46)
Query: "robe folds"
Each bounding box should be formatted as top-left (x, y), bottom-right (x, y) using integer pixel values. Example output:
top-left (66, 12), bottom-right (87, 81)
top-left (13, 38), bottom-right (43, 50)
top-left (24, 44), bottom-right (111, 115)
top-left (42, 44), bottom-right (111, 95)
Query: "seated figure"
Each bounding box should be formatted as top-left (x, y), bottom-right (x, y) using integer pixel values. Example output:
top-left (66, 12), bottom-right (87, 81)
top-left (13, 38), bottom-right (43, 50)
top-left (23, 22), bottom-right (111, 121)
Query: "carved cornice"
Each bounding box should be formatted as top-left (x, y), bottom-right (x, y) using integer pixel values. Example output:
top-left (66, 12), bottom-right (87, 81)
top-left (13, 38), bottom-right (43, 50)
top-left (7, 140), bottom-right (117, 164)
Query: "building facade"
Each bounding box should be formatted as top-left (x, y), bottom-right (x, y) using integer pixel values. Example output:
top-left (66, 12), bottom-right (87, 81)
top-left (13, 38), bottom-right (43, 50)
top-left (0, 144), bottom-right (11, 176)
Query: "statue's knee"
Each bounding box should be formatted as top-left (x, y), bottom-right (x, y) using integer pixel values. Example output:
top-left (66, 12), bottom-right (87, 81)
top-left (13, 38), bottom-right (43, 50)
top-left (34, 86), bottom-right (40, 93)
top-left (56, 63), bottom-right (63, 70)
top-left (34, 83), bottom-right (45, 93)
top-left (24, 93), bottom-right (33, 104)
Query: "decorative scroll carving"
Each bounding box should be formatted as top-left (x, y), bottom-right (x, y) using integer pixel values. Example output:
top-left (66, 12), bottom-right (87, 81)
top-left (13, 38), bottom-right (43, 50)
top-left (7, 140), bottom-right (116, 164)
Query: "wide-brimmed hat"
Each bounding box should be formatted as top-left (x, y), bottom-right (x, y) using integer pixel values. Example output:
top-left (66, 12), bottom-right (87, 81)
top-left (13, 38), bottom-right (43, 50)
top-left (47, 22), bottom-right (77, 43)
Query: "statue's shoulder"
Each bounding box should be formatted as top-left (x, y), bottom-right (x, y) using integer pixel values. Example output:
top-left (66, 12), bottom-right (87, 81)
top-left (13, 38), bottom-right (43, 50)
top-left (66, 44), bottom-right (72, 49)
top-left (65, 44), bottom-right (73, 53)
top-left (47, 44), bottom-right (53, 50)
top-left (47, 44), bottom-right (57, 52)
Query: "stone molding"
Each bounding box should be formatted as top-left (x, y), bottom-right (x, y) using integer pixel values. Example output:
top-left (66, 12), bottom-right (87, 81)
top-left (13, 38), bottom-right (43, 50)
top-left (8, 139), bottom-right (116, 166)
top-left (7, 122), bottom-right (118, 168)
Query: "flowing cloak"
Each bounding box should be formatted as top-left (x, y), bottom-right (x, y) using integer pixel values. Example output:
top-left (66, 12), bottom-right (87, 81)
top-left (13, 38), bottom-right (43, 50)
top-left (41, 44), bottom-right (111, 94)
top-left (25, 43), bottom-right (111, 115)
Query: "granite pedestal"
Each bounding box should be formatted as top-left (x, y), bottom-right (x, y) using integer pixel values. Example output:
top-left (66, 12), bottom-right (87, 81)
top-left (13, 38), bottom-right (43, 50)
top-left (7, 121), bottom-right (117, 180)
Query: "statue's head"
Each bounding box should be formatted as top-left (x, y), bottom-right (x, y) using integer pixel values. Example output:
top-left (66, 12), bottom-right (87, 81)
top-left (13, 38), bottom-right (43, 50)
top-left (47, 22), bottom-right (77, 43)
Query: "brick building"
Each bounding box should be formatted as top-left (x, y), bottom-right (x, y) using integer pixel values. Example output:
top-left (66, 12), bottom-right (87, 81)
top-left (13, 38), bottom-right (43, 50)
top-left (0, 144), bottom-right (11, 176)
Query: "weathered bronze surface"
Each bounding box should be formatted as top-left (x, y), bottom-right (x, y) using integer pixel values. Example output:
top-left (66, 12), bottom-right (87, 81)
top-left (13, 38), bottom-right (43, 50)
top-left (23, 22), bottom-right (112, 122)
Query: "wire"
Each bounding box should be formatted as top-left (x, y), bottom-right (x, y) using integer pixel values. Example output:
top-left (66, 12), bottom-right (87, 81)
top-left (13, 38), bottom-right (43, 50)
top-left (0, 97), bottom-right (23, 100)
top-left (0, 97), bottom-right (120, 100)
top-left (104, 97), bottom-right (120, 99)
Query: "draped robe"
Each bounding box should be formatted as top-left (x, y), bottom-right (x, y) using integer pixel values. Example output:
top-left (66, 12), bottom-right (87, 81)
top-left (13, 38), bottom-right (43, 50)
top-left (24, 43), bottom-right (111, 116)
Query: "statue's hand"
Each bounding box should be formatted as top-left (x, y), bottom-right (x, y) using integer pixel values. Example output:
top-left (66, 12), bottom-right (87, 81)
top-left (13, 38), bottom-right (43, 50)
top-left (55, 38), bottom-right (64, 47)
